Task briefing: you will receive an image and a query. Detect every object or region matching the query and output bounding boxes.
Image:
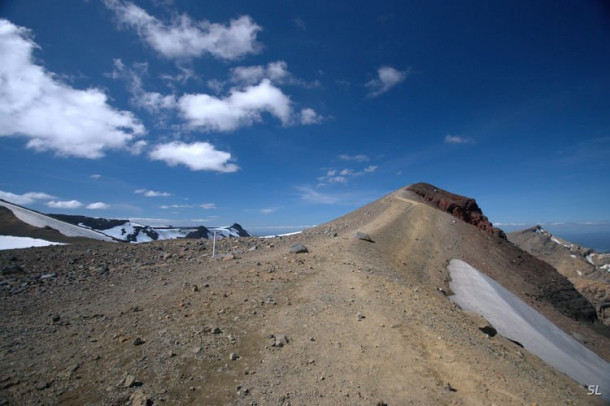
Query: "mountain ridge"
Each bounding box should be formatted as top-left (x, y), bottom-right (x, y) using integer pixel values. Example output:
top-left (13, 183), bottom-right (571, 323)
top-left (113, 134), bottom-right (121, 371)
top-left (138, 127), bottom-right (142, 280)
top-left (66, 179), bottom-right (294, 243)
top-left (508, 224), bottom-right (610, 325)
top-left (0, 199), bottom-right (251, 244)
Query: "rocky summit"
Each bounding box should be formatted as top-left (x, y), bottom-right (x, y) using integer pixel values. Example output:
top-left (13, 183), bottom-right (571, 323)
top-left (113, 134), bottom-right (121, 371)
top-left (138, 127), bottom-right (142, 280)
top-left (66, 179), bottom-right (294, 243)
top-left (0, 185), bottom-right (608, 405)
top-left (407, 182), bottom-right (507, 239)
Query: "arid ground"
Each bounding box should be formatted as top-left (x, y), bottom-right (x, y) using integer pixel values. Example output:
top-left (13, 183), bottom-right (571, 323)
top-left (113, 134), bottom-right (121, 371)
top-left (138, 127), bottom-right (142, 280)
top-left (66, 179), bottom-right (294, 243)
top-left (1, 188), bottom-right (608, 405)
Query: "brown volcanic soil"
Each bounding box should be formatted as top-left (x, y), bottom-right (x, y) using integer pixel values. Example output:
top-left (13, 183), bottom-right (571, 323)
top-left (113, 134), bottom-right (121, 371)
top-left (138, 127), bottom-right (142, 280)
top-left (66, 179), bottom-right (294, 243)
top-left (1, 187), bottom-right (608, 405)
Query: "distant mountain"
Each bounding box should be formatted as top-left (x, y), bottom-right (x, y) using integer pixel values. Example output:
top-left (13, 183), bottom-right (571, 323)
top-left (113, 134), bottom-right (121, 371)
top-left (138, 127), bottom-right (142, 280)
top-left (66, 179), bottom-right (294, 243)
top-left (508, 225), bottom-right (610, 325)
top-left (0, 199), bottom-right (251, 245)
top-left (49, 214), bottom-right (251, 242)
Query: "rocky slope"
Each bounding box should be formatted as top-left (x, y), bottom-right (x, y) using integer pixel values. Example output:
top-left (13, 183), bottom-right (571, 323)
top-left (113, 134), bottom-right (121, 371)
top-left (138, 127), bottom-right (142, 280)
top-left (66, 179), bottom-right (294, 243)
top-left (509, 225), bottom-right (610, 326)
top-left (407, 182), bottom-right (507, 239)
top-left (0, 185), bottom-right (608, 405)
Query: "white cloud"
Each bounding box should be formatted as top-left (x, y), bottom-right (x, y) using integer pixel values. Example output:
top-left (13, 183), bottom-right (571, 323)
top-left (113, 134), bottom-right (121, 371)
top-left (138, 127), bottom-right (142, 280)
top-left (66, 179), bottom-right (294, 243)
top-left (150, 141), bottom-right (239, 172)
top-left (0, 190), bottom-right (55, 205)
top-left (207, 79), bottom-right (224, 93)
top-left (47, 200), bottom-right (83, 209)
top-left (159, 64), bottom-right (195, 85)
top-left (339, 154), bottom-right (369, 162)
top-left (110, 59), bottom-right (177, 113)
top-left (160, 204), bottom-right (193, 209)
top-left (221, 60), bottom-right (318, 93)
top-left (329, 176), bottom-right (348, 184)
top-left (130, 139), bottom-right (148, 155)
top-left (104, 0), bottom-right (262, 60)
top-left (230, 61), bottom-right (290, 86)
top-left (444, 135), bottom-right (475, 144)
top-left (200, 203), bottom-right (216, 209)
top-left (86, 202), bottom-right (110, 210)
top-left (135, 188), bottom-right (172, 197)
top-left (297, 186), bottom-right (340, 205)
top-left (0, 19), bottom-right (145, 158)
top-left (111, 60), bottom-right (318, 130)
top-left (366, 66), bottom-right (408, 97)
top-left (300, 108), bottom-right (322, 125)
top-left (260, 208), bottom-right (277, 214)
top-left (364, 165), bottom-right (378, 173)
top-left (317, 163), bottom-right (377, 186)
top-left (178, 79), bottom-right (292, 131)
top-left (90, 174), bottom-right (102, 179)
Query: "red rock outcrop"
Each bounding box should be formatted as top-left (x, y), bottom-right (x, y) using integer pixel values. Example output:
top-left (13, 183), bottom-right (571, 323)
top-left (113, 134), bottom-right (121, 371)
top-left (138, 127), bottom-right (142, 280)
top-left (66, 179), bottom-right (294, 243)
top-left (407, 183), bottom-right (507, 239)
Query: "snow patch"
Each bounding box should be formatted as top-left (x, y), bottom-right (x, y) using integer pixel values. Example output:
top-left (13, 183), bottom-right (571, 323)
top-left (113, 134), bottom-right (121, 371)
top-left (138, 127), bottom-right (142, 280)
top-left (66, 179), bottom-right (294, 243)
top-left (448, 259), bottom-right (609, 399)
top-left (0, 236), bottom-right (65, 250)
top-left (550, 236), bottom-right (571, 249)
top-left (586, 254), bottom-right (595, 265)
top-left (261, 231), bottom-right (303, 238)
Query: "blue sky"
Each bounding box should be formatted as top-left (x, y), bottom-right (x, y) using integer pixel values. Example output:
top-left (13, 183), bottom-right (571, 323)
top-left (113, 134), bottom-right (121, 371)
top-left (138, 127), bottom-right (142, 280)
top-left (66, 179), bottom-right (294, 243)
top-left (1, 0), bottom-right (609, 235)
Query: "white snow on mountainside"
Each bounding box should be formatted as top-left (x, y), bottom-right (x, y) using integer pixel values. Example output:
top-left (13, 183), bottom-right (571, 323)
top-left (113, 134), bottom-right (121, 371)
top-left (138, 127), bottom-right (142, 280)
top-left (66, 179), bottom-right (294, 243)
top-left (0, 236), bottom-right (65, 250)
top-left (0, 200), bottom-right (251, 244)
top-left (448, 259), bottom-right (610, 400)
top-left (0, 200), bottom-right (115, 241)
top-left (81, 222), bottom-right (249, 243)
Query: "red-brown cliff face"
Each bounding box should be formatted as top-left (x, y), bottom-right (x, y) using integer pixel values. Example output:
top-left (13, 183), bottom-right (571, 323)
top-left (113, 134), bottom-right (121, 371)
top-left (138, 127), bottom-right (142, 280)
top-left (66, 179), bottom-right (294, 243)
top-left (407, 183), bottom-right (507, 240)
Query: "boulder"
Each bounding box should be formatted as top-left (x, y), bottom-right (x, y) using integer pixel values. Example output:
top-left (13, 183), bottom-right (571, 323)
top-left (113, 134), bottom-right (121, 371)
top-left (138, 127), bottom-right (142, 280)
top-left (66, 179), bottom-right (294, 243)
top-left (356, 232), bottom-right (374, 243)
top-left (289, 243), bottom-right (309, 254)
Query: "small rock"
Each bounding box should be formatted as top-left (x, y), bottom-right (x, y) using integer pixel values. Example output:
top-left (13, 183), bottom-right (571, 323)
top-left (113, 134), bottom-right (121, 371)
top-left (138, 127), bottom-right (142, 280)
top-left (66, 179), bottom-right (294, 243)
top-left (34, 380), bottom-right (50, 390)
top-left (479, 325), bottom-right (497, 337)
top-left (212, 327), bottom-right (222, 334)
top-left (229, 353), bottom-right (239, 361)
top-left (123, 375), bottom-right (136, 388)
top-left (223, 254), bottom-right (235, 261)
top-left (355, 232), bottom-right (374, 242)
top-left (192, 285), bottom-right (199, 292)
top-left (328, 232), bottom-right (338, 238)
top-left (272, 334), bottom-right (289, 347)
top-left (357, 312), bottom-right (365, 321)
top-left (193, 346), bottom-right (202, 354)
top-left (133, 337), bottom-right (145, 346)
top-left (248, 245), bottom-right (257, 251)
top-left (129, 389), bottom-right (150, 406)
top-left (289, 243), bottom-right (309, 254)
top-left (444, 382), bottom-right (457, 392)
top-left (40, 273), bottom-right (57, 280)
top-left (51, 314), bottom-right (61, 323)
